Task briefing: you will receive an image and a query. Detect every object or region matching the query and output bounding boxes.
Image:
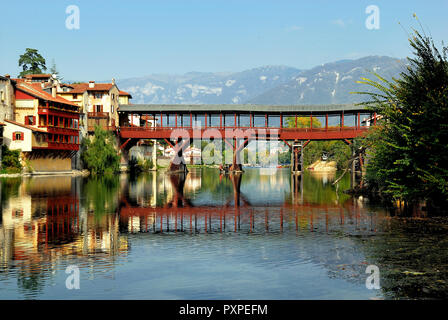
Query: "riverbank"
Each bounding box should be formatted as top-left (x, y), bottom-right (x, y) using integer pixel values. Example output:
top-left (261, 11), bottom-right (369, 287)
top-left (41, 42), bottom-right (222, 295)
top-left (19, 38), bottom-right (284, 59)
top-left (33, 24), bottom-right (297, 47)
top-left (0, 169), bottom-right (90, 178)
top-left (307, 159), bottom-right (337, 172)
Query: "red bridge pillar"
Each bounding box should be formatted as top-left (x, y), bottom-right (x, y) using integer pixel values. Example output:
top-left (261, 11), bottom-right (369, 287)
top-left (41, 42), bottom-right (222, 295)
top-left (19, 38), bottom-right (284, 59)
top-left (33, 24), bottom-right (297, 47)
top-left (291, 140), bottom-right (304, 174)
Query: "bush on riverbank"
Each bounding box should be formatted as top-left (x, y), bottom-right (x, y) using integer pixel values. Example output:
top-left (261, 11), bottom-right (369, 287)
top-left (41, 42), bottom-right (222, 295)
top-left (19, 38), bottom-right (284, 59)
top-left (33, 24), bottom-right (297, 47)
top-left (129, 156), bottom-right (154, 173)
top-left (354, 20), bottom-right (448, 213)
top-left (81, 126), bottom-right (120, 175)
top-left (303, 140), bottom-right (351, 170)
top-left (1, 145), bottom-right (22, 174)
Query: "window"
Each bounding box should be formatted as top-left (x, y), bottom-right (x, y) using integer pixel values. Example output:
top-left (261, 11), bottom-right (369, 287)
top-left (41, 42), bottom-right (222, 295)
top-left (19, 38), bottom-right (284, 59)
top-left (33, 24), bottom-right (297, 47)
top-left (73, 94), bottom-right (78, 99)
top-left (94, 93), bottom-right (103, 99)
top-left (209, 113), bottom-right (220, 127)
top-left (224, 114), bottom-right (235, 127)
top-left (239, 114), bottom-right (251, 127)
top-left (111, 105), bottom-right (114, 114)
top-left (25, 115), bottom-right (35, 125)
top-left (253, 115), bottom-right (266, 127)
top-left (1, 90), bottom-right (4, 102)
top-left (95, 105), bottom-right (102, 112)
top-left (195, 114), bottom-right (205, 127)
top-left (182, 114), bottom-right (191, 127)
top-left (12, 132), bottom-right (24, 141)
top-left (268, 115), bottom-right (280, 128)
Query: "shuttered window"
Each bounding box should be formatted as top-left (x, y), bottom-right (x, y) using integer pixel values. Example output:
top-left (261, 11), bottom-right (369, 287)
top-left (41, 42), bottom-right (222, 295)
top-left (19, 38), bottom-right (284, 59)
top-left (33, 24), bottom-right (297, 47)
top-left (12, 132), bottom-right (24, 141)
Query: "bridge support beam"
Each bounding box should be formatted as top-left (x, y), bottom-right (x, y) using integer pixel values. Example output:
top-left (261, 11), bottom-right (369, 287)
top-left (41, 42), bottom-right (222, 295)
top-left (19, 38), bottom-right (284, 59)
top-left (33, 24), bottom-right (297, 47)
top-left (291, 140), bottom-right (304, 174)
top-left (226, 137), bottom-right (249, 173)
top-left (230, 172), bottom-right (243, 207)
top-left (230, 138), bottom-right (242, 172)
top-left (152, 139), bottom-right (158, 170)
top-left (119, 138), bottom-right (138, 171)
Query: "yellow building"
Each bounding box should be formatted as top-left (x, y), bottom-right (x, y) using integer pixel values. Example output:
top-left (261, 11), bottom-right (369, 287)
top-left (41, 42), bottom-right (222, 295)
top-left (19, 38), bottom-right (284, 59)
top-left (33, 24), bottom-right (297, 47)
top-left (119, 90), bottom-right (132, 105)
top-left (57, 80), bottom-right (122, 132)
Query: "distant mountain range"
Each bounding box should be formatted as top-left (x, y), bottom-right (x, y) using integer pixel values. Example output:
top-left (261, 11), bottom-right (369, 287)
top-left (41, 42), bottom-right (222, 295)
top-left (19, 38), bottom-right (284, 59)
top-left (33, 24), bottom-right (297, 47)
top-left (116, 56), bottom-right (407, 105)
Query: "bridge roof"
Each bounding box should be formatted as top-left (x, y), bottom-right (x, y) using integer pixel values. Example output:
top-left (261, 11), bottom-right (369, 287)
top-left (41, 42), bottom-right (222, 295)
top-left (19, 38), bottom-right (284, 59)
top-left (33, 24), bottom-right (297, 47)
top-left (118, 104), bottom-right (367, 114)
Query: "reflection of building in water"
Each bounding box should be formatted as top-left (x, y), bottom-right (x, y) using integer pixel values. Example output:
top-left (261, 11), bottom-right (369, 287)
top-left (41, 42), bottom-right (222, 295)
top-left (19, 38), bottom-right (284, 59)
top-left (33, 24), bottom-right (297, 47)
top-left (0, 177), bottom-right (127, 273)
top-left (184, 171), bottom-right (201, 193)
top-left (128, 173), bottom-right (173, 208)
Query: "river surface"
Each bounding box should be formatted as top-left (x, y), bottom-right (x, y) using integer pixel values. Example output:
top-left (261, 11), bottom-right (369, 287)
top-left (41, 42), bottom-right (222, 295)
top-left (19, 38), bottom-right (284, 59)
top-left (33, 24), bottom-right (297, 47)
top-left (0, 168), bottom-right (447, 299)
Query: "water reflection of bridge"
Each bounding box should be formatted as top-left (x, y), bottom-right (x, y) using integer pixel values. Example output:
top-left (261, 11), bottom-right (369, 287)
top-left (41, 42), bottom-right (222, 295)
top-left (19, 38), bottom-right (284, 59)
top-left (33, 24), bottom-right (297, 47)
top-left (119, 170), bottom-right (376, 234)
top-left (119, 203), bottom-right (377, 234)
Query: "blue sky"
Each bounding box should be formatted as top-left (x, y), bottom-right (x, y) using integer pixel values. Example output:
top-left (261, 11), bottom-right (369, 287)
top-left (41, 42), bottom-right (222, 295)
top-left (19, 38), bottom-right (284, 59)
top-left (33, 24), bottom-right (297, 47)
top-left (1, 0), bottom-right (447, 81)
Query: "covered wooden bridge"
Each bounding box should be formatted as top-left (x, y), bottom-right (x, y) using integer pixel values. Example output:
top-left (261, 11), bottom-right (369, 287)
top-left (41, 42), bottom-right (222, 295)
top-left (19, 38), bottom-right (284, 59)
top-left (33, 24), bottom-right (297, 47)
top-left (117, 104), bottom-right (376, 173)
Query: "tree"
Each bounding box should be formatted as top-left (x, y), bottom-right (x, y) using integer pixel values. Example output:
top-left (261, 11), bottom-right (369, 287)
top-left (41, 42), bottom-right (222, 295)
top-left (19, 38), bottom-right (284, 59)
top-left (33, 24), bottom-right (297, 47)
top-left (49, 58), bottom-right (61, 80)
top-left (285, 116), bottom-right (322, 128)
top-left (283, 115), bottom-right (351, 168)
top-left (302, 140), bottom-right (351, 169)
top-left (1, 145), bottom-right (22, 173)
top-left (354, 18), bottom-right (448, 211)
top-left (18, 48), bottom-right (47, 78)
top-left (81, 126), bottom-right (120, 175)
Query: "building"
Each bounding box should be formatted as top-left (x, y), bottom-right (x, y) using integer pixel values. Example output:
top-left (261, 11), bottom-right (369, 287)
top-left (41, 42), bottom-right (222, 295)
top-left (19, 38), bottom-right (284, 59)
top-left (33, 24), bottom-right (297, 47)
top-left (2, 119), bottom-right (48, 152)
top-left (57, 80), bottom-right (120, 132)
top-left (0, 75), bottom-right (16, 160)
top-left (0, 74), bottom-right (15, 123)
top-left (119, 90), bottom-right (132, 105)
top-left (3, 75), bottom-right (80, 171)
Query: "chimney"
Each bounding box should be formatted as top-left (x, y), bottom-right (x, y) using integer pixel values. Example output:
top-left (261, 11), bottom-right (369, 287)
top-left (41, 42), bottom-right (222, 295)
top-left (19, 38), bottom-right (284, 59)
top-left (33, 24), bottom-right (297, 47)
top-left (89, 80), bottom-right (95, 88)
top-left (52, 85), bottom-right (57, 98)
top-left (111, 78), bottom-right (115, 86)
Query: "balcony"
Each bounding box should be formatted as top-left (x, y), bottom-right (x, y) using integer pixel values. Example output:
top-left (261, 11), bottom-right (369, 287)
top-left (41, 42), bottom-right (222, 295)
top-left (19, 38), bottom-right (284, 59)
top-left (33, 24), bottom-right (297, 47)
top-left (88, 112), bottom-right (109, 119)
top-left (88, 117), bottom-right (116, 132)
top-left (47, 142), bottom-right (79, 151)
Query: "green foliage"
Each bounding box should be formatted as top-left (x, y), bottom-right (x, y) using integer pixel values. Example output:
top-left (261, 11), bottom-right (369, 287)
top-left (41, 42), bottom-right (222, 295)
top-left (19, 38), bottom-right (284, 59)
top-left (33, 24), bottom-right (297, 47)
top-left (81, 126), bottom-right (120, 175)
top-left (129, 156), bottom-right (154, 173)
top-left (354, 23), bottom-right (448, 210)
top-left (282, 115), bottom-right (350, 168)
top-left (18, 48), bottom-right (47, 78)
top-left (82, 175), bottom-right (119, 218)
top-left (0, 177), bottom-right (21, 209)
top-left (24, 159), bottom-right (33, 173)
top-left (49, 58), bottom-right (62, 80)
top-left (278, 150), bottom-right (291, 164)
top-left (1, 145), bottom-right (22, 173)
top-left (285, 116), bottom-right (322, 128)
top-left (303, 140), bottom-right (351, 170)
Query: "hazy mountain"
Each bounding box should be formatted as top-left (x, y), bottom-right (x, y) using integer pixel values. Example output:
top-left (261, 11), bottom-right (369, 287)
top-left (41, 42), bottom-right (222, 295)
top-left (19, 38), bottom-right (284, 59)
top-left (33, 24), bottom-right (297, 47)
top-left (249, 56), bottom-right (407, 105)
top-left (116, 66), bottom-right (301, 104)
top-left (116, 56), bottom-right (407, 105)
